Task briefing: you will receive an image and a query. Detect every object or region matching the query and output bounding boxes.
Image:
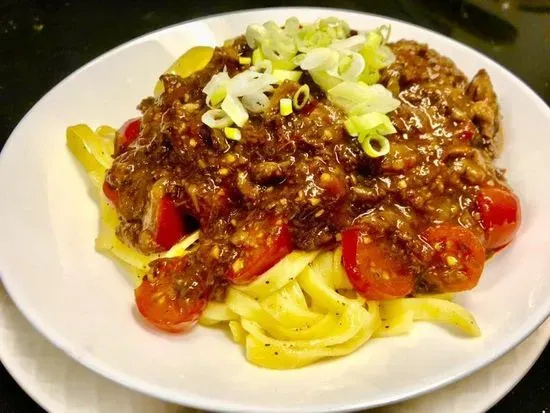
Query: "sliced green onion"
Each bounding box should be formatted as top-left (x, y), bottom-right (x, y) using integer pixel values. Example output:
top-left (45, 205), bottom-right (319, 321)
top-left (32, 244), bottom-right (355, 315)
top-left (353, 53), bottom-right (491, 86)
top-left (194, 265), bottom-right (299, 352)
top-left (328, 82), bottom-right (400, 114)
top-left (337, 52), bottom-right (365, 81)
top-left (318, 17), bottom-right (350, 39)
top-left (202, 109), bottom-right (233, 129)
top-left (360, 31), bottom-right (395, 71)
top-left (280, 98), bottom-right (293, 116)
top-left (293, 84), bottom-right (310, 110)
top-left (203, 71), bottom-right (229, 95)
top-left (272, 69), bottom-right (302, 83)
top-left (379, 25), bottom-right (392, 43)
top-left (300, 48), bottom-right (339, 71)
top-left (213, 18), bottom-right (400, 141)
top-left (344, 118), bottom-right (359, 137)
top-left (263, 20), bottom-right (280, 32)
top-left (203, 71), bottom-right (230, 107)
top-left (377, 45), bottom-right (396, 67)
top-left (253, 59), bottom-right (273, 74)
top-left (228, 70), bottom-right (277, 97)
top-left (296, 28), bottom-right (333, 53)
top-left (292, 53), bottom-right (306, 66)
top-left (330, 34), bottom-right (366, 52)
top-left (260, 37), bottom-right (296, 62)
top-left (272, 59), bottom-right (297, 70)
top-left (359, 69), bottom-right (381, 86)
top-left (283, 17), bottom-right (300, 34)
top-left (210, 86), bottom-right (227, 106)
top-left (344, 113), bottom-right (396, 137)
top-left (252, 48), bottom-right (265, 65)
top-left (242, 92), bottom-right (269, 113)
top-left (246, 24), bottom-right (267, 48)
top-left (221, 95), bottom-right (249, 127)
top-left (224, 127), bottom-right (242, 141)
top-left (360, 134), bottom-right (390, 158)
top-left (309, 69), bottom-right (342, 91)
top-left (365, 30), bottom-right (383, 49)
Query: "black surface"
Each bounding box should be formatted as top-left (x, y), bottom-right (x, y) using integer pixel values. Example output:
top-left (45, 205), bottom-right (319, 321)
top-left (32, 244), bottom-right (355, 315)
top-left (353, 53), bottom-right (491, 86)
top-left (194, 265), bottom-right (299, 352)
top-left (0, 0), bottom-right (548, 412)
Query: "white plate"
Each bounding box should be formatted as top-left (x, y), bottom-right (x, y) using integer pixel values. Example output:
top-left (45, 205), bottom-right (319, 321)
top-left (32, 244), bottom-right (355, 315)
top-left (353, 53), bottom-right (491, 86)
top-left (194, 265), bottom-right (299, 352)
top-left (1, 282), bottom-right (549, 413)
top-left (0, 7), bottom-right (549, 413)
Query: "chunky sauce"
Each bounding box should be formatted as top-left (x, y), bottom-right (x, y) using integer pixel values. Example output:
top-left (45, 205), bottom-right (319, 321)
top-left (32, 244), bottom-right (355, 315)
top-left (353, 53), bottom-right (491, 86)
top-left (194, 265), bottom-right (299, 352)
top-left (105, 36), bottom-right (513, 305)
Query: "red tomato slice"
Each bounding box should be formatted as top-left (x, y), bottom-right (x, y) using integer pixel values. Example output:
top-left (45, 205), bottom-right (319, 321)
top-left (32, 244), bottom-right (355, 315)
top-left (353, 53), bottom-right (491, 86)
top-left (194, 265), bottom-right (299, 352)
top-left (115, 117), bottom-right (141, 152)
top-left (148, 195), bottom-right (186, 250)
top-left (142, 182), bottom-right (186, 251)
top-left (476, 186), bottom-right (521, 249)
top-left (226, 216), bottom-right (293, 285)
top-left (102, 180), bottom-right (120, 208)
top-left (153, 196), bottom-right (186, 250)
top-left (135, 257), bottom-right (208, 333)
top-left (341, 228), bottom-right (414, 300)
top-left (422, 225), bottom-right (485, 292)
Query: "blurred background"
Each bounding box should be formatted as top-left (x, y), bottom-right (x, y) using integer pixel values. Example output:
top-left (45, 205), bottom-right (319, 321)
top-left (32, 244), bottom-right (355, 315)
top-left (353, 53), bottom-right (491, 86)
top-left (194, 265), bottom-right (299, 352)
top-left (0, 0), bottom-right (549, 412)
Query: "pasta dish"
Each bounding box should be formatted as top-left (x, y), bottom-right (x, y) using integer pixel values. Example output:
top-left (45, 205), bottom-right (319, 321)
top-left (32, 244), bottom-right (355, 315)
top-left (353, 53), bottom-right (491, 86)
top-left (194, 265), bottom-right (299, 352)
top-left (67, 17), bottom-right (521, 369)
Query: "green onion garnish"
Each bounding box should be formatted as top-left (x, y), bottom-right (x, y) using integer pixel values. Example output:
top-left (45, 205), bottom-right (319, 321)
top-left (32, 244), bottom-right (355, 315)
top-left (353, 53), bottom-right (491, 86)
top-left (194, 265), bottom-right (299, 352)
top-left (359, 134), bottom-right (390, 158)
top-left (202, 109), bottom-right (234, 129)
top-left (252, 48), bottom-right (264, 66)
top-left (280, 98), bottom-right (293, 116)
top-left (224, 127), bottom-right (242, 141)
top-left (272, 69), bottom-right (302, 83)
top-left (201, 17), bottom-right (401, 160)
top-left (344, 112), bottom-right (396, 137)
top-left (221, 95), bottom-right (249, 127)
top-left (293, 84), bottom-right (310, 110)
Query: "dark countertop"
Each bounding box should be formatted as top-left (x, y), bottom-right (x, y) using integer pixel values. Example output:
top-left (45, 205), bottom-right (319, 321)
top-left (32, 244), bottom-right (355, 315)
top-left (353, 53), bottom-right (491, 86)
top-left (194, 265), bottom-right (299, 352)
top-left (0, 0), bottom-right (548, 412)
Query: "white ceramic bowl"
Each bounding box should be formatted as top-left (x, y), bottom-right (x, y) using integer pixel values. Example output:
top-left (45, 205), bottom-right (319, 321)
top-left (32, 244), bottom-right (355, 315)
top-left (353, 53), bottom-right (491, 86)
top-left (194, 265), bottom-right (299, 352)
top-left (0, 8), bottom-right (549, 413)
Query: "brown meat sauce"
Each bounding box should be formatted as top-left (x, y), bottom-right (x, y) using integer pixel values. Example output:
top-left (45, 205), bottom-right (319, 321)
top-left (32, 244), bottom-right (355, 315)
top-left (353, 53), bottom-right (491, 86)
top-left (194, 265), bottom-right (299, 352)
top-left (105, 37), bottom-right (507, 298)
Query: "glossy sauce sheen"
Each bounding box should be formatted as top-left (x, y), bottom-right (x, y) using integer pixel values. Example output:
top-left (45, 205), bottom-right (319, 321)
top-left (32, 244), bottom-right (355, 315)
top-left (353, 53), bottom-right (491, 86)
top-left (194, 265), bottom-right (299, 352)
top-left (105, 37), bottom-right (513, 300)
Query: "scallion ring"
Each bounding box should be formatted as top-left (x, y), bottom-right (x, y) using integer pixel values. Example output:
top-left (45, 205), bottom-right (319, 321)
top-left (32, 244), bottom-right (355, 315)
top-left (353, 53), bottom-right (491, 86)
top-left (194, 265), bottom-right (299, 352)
top-left (245, 24), bottom-right (267, 48)
top-left (293, 84), bottom-right (310, 110)
top-left (202, 109), bottom-right (234, 129)
top-left (360, 134), bottom-right (390, 158)
top-left (253, 59), bottom-right (273, 74)
top-left (283, 16), bottom-right (300, 34)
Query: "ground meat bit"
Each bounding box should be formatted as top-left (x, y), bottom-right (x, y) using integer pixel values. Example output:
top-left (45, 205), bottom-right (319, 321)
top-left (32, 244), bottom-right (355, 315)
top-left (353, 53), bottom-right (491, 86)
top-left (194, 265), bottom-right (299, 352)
top-left (250, 161), bottom-right (288, 185)
top-left (382, 41), bottom-right (501, 160)
top-left (107, 38), bottom-right (510, 295)
top-left (467, 69), bottom-right (502, 157)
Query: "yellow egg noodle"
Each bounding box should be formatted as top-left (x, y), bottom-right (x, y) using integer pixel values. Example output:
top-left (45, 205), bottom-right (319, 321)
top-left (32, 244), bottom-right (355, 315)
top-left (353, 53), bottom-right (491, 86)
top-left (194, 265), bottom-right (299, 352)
top-left (66, 46), bottom-right (481, 370)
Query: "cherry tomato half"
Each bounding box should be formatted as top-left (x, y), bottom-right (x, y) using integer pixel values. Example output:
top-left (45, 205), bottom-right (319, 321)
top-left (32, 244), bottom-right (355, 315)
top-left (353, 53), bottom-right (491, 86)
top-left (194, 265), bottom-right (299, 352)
top-left (226, 216), bottom-right (293, 285)
top-left (115, 117), bottom-right (141, 153)
top-left (142, 181), bottom-right (187, 251)
top-left (422, 224), bottom-right (485, 292)
top-left (102, 180), bottom-right (120, 208)
top-left (341, 227), bottom-right (414, 300)
top-left (135, 257), bottom-right (208, 333)
top-left (153, 196), bottom-right (186, 250)
top-left (476, 186), bottom-right (521, 249)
